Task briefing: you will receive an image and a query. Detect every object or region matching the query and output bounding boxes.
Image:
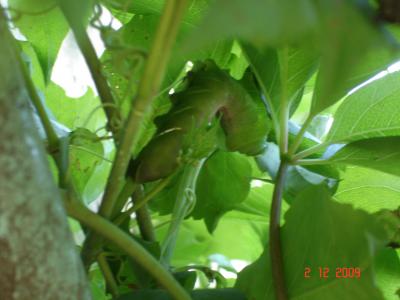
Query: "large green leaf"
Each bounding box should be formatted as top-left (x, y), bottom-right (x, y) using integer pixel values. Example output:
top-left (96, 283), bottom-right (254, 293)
top-left (309, 0), bottom-right (398, 115)
top-left (334, 166), bottom-right (400, 213)
top-left (236, 186), bottom-right (389, 300)
top-left (241, 42), bottom-right (319, 115)
top-left (185, 0), bottom-right (317, 49)
top-left (327, 72), bottom-right (400, 143)
top-left (192, 151), bottom-right (252, 233)
top-left (328, 137), bottom-right (400, 177)
top-left (10, 0), bottom-right (68, 82)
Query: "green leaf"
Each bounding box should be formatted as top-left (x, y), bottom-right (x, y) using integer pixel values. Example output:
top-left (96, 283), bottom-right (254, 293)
top-left (10, 0), bottom-right (68, 82)
top-left (327, 72), bottom-right (400, 143)
top-left (310, 0), bottom-right (398, 115)
top-left (107, 0), bottom-right (209, 27)
top-left (69, 128), bottom-right (104, 195)
top-left (374, 248), bottom-right (400, 300)
top-left (241, 42), bottom-right (319, 115)
top-left (329, 137), bottom-right (400, 177)
top-left (236, 185), bottom-right (389, 300)
top-left (185, 0), bottom-right (317, 49)
top-left (192, 151), bottom-right (252, 233)
top-left (334, 166), bottom-right (400, 213)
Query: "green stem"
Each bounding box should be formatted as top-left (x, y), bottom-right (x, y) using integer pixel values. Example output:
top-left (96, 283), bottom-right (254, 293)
top-left (292, 141), bottom-right (329, 161)
top-left (296, 158), bottom-right (328, 166)
top-left (161, 159), bottom-right (205, 266)
top-left (97, 253), bottom-right (119, 297)
top-left (98, 0), bottom-right (188, 221)
top-left (60, 3), bottom-right (120, 135)
top-left (288, 114), bottom-right (314, 157)
top-left (65, 200), bottom-right (191, 300)
top-left (269, 161), bottom-right (289, 300)
top-left (279, 47), bottom-right (290, 154)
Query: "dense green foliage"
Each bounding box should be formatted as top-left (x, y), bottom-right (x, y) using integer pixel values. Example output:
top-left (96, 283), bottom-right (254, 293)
top-left (1, 0), bottom-right (400, 299)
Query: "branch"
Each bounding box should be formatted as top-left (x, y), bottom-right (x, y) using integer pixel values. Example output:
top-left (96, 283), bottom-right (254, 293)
top-left (65, 200), bottom-right (191, 300)
top-left (269, 161), bottom-right (289, 300)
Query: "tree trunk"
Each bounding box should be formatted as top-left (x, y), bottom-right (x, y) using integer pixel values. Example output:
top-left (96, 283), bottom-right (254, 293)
top-left (0, 10), bottom-right (91, 300)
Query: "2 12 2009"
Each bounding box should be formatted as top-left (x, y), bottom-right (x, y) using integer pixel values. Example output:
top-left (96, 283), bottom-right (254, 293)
top-left (304, 267), bottom-right (361, 279)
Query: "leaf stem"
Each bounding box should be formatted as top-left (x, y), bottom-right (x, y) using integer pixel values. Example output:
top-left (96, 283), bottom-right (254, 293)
top-left (65, 200), bottom-right (191, 300)
top-left (288, 114), bottom-right (314, 157)
top-left (296, 158), bottom-right (328, 166)
top-left (292, 141), bottom-right (329, 161)
top-left (279, 47), bottom-right (290, 154)
top-left (98, 0), bottom-right (188, 221)
top-left (269, 161), bottom-right (289, 300)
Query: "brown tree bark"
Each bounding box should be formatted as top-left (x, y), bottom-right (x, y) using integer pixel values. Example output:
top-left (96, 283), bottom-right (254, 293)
top-left (0, 10), bottom-right (91, 300)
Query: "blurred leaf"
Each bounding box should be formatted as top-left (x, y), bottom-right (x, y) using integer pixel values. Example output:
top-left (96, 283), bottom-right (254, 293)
top-left (236, 185), bottom-right (389, 300)
top-left (374, 248), bottom-right (400, 300)
top-left (192, 151), bottom-right (252, 233)
top-left (116, 288), bottom-right (246, 300)
top-left (186, 0), bottom-right (317, 49)
top-left (310, 0), bottom-right (398, 115)
top-left (69, 128), bottom-right (104, 195)
top-left (334, 166), bottom-right (400, 213)
top-left (328, 137), bottom-right (400, 177)
top-left (10, 0), bottom-right (68, 82)
top-left (327, 72), bottom-right (400, 143)
top-left (106, 0), bottom-right (209, 26)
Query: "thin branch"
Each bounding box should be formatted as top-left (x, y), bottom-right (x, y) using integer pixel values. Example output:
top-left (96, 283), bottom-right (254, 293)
top-left (269, 161), bottom-right (289, 300)
top-left (59, 2), bottom-right (120, 135)
top-left (65, 200), bottom-right (191, 300)
top-left (135, 190), bottom-right (156, 243)
top-left (97, 253), bottom-right (119, 297)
